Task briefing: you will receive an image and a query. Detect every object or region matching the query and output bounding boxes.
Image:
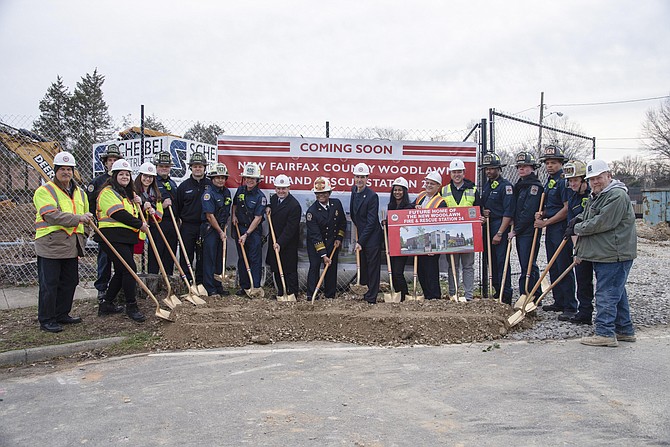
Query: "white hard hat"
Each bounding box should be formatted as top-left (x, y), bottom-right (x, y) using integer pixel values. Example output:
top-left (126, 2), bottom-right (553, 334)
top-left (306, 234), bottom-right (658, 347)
top-left (391, 176), bottom-right (409, 189)
top-left (425, 171), bottom-right (442, 185)
top-left (138, 161), bottom-right (157, 176)
top-left (273, 174), bottom-right (291, 187)
top-left (353, 162), bottom-right (371, 176)
top-left (311, 177), bottom-right (333, 193)
top-left (53, 151), bottom-right (76, 167)
top-left (111, 159), bottom-right (132, 173)
top-left (449, 159), bottom-right (465, 171)
top-left (242, 162), bottom-right (262, 179)
top-left (207, 163), bottom-right (229, 178)
top-left (585, 159), bottom-right (610, 179)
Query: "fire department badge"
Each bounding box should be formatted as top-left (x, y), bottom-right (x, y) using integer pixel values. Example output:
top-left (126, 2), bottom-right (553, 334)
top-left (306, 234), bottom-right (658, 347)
top-left (530, 185), bottom-right (539, 195)
top-left (203, 193), bottom-right (211, 201)
top-left (306, 212), bottom-right (312, 221)
top-left (506, 185), bottom-right (513, 195)
top-left (87, 184), bottom-right (94, 192)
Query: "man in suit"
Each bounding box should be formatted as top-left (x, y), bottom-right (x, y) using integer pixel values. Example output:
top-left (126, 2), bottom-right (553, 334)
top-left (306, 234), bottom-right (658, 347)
top-left (350, 162), bottom-right (382, 304)
top-left (266, 174), bottom-right (302, 298)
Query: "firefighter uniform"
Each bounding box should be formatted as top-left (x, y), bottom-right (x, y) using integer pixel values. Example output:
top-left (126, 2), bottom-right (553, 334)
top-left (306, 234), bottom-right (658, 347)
top-left (305, 198), bottom-right (346, 298)
top-left (176, 175), bottom-right (212, 283)
top-left (154, 171), bottom-right (178, 275)
top-left (201, 184), bottom-right (231, 295)
top-left (233, 185), bottom-right (267, 289)
top-left (413, 190), bottom-right (447, 300)
top-left (350, 184), bottom-right (382, 304)
top-left (265, 192), bottom-right (302, 296)
top-left (87, 171), bottom-right (112, 300)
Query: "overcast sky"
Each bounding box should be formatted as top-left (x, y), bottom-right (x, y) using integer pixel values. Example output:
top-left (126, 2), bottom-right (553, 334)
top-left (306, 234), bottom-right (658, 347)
top-left (1, 0), bottom-right (668, 162)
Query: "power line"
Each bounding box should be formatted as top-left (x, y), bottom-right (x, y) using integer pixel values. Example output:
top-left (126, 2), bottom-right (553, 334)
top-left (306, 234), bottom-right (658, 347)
top-left (552, 95), bottom-right (669, 107)
top-left (599, 137), bottom-right (650, 141)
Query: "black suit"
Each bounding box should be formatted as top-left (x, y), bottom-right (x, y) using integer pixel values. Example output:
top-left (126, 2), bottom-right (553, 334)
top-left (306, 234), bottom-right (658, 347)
top-left (305, 198), bottom-right (346, 298)
top-left (266, 193), bottom-right (301, 295)
top-left (350, 186), bottom-right (382, 303)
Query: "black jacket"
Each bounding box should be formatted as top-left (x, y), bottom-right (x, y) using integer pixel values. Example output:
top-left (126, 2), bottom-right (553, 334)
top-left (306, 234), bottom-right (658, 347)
top-left (265, 193), bottom-right (302, 269)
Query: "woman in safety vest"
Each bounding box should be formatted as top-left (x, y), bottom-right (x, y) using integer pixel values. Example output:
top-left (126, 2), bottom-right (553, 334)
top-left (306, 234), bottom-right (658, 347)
top-left (133, 161), bottom-right (163, 273)
top-left (33, 151), bottom-right (93, 333)
top-left (95, 159), bottom-right (150, 322)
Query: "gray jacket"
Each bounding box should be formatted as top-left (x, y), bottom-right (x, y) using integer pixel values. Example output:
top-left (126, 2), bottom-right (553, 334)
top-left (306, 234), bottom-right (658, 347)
top-left (574, 179), bottom-right (637, 263)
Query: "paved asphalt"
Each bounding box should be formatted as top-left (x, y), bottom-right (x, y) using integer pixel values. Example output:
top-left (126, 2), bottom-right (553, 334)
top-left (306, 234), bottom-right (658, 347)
top-left (1, 331), bottom-right (669, 446)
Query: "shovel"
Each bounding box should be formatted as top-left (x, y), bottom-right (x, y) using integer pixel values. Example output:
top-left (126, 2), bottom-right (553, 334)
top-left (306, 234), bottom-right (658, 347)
top-left (311, 245), bottom-right (338, 304)
top-left (140, 209), bottom-right (182, 309)
top-left (485, 217), bottom-right (495, 298)
top-left (382, 222), bottom-right (401, 303)
top-left (234, 222), bottom-right (265, 299)
top-left (406, 256), bottom-right (424, 301)
top-left (88, 223), bottom-right (174, 322)
top-left (514, 236), bottom-right (570, 310)
top-left (168, 206), bottom-right (208, 298)
top-left (214, 225), bottom-right (228, 284)
top-left (508, 260), bottom-right (578, 327)
top-left (522, 193), bottom-right (546, 300)
top-left (151, 212), bottom-right (204, 305)
top-left (449, 254), bottom-right (466, 302)
top-left (498, 224), bottom-right (514, 303)
top-left (267, 213), bottom-right (296, 302)
top-left (350, 226), bottom-right (369, 296)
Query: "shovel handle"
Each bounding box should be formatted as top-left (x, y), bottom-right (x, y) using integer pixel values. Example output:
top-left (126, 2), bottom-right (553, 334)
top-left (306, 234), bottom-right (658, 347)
top-left (311, 245), bottom-right (338, 304)
top-left (267, 213), bottom-right (289, 295)
top-left (235, 222), bottom-right (256, 286)
top-left (486, 216), bottom-right (493, 298)
top-left (168, 206), bottom-right (198, 289)
top-left (499, 224), bottom-right (514, 303)
top-left (522, 236), bottom-right (570, 308)
top-left (141, 209), bottom-right (172, 299)
top-left (152, 209), bottom-right (191, 291)
top-left (382, 221), bottom-right (398, 294)
top-left (221, 224), bottom-right (227, 280)
top-left (525, 192), bottom-right (546, 294)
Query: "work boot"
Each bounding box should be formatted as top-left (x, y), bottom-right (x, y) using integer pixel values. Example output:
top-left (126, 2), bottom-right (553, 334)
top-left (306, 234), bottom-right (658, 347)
top-left (569, 314), bottom-right (592, 325)
top-left (236, 289), bottom-right (246, 297)
top-left (98, 301), bottom-right (124, 316)
top-left (557, 311), bottom-right (577, 321)
top-left (580, 335), bottom-right (618, 347)
top-left (97, 290), bottom-right (106, 304)
top-left (542, 304), bottom-right (563, 312)
top-left (126, 304), bottom-right (146, 322)
top-left (616, 333), bottom-right (637, 342)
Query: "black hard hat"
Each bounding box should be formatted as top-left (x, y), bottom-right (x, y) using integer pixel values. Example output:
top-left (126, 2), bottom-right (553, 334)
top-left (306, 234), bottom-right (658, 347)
top-left (101, 144), bottom-right (123, 161)
top-left (480, 152), bottom-right (506, 169)
top-left (154, 151), bottom-right (174, 166)
top-left (514, 151), bottom-right (541, 169)
top-left (188, 152), bottom-right (208, 166)
top-left (539, 145), bottom-right (566, 162)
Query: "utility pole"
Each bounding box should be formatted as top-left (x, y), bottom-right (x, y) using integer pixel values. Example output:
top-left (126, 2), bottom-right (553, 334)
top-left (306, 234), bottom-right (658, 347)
top-left (537, 91), bottom-right (545, 153)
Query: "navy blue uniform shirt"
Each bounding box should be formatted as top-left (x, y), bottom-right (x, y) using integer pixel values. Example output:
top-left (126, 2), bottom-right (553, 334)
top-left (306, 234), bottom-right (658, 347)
top-left (233, 185), bottom-right (267, 227)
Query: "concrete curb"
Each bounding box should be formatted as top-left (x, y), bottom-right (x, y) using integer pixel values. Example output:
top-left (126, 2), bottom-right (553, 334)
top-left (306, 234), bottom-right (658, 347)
top-left (0, 336), bottom-right (127, 366)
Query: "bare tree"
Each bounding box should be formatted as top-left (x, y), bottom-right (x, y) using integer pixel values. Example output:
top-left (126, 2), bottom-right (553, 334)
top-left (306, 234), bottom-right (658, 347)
top-left (542, 115), bottom-right (592, 162)
top-left (642, 96), bottom-right (670, 160)
top-left (349, 126), bottom-right (408, 141)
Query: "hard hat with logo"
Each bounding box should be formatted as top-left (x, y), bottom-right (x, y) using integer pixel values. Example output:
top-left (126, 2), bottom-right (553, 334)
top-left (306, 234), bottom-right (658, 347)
top-left (480, 152), bottom-right (506, 169)
top-left (425, 171), bottom-right (442, 185)
top-left (188, 152), bottom-right (208, 166)
top-left (540, 145), bottom-right (566, 162)
top-left (153, 151), bottom-right (173, 166)
top-left (514, 151), bottom-right (541, 168)
top-left (241, 162), bottom-right (262, 179)
top-left (352, 162), bottom-right (371, 176)
top-left (101, 144), bottom-right (123, 161)
top-left (111, 159), bottom-right (132, 173)
top-left (273, 174), bottom-right (291, 188)
top-left (585, 159), bottom-right (610, 179)
top-left (53, 151), bottom-right (76, 167)
top-left (311, 177), bottom-right (333, 193)
top-left (138, 162), bottom-right (157, 176)
top-left (563, 160), bottom-right (587, 179)
top-left (207, 163), bottom-right (229, 178)
top-left (449, 159), bottom-right (466, 171)
top-left (391, 176), bottom-right (409, 189)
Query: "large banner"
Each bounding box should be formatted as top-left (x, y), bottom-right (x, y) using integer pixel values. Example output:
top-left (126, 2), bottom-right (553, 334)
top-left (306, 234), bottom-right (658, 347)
top-left (387, 207), bottom-right (483, 256)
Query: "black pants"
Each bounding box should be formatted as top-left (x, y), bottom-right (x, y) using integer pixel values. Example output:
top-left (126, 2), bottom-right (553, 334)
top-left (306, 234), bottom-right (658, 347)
top-left (179, 222), bottom-right (203, 284)
top-left (37, 256), bottom-right (78, 324)
top-left (101, 242), bottom-right (137, 306)
top-left (307, 243), bottom-right (338, 298)
top-left (417, 254), bottom-right (441, 299)
top-left (575, 259), bottom-right (594, 318)
top-left (390, 255), bottom-right (409, 299)
top-left (148, 221), bottom-right (177, 275)
top-left (359, 244), bottom-right (381, 303)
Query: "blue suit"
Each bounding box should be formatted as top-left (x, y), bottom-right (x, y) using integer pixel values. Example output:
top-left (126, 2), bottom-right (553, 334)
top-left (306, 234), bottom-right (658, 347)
top-left (201, 186), bottom-right (231, 295)
top-left (350, 186), bottom-right (382, 303)
top-left (233, 185), bottom-right (266, 289)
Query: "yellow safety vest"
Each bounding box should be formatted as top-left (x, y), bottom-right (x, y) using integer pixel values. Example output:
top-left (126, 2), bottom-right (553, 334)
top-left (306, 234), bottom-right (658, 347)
top-left (137, 201), bottom-right (164, 241)
top-left (441, 184), bottom-right (476, 207)
top-left (34, 181), bottom-right (87, 239)
top-left (415, 191), bottom-right (447, 208)
top-left (97, 186), bottom-right (140, 234)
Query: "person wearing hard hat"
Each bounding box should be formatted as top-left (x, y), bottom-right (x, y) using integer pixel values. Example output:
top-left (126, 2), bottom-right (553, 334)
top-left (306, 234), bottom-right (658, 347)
top-left (442, 158), bottom-right (481, 301)
top-left (306, 177), bottom-right (346, 299)
top-left (87, 143), bottom-right (123, 304)
top-left (386, 176), bottom-right (413, 300)
top-left (133, 162), bottom-right (163, 270)
top-left (567, 160), bottom-right (637, 347)
top-left (508, 151), bottom-right (544, 303)
top-left (535, 145), bottom-right (577, 320)
top-left (95, 159), bottom-right (150, 322)
top-left (232, 162), bottom-right (267, 295)
top-left (153, 151), bottom-right (179, 275)
top-left (33, 151), bottom-right (93, 332)
top-left (265, 174), bottom-right (302, 299)
top-left (176, 152), bottom-right (212, 285)
top-left (563, 160), bottom-right (594, 325)
top-left (480, 153), bottom-right (515, 304)
top-left (201, 163), bottom-right (232, 296)
top-left (413, 171), bottom-right (447, 300)
top-left (350, 162), bottom-right (382, 304)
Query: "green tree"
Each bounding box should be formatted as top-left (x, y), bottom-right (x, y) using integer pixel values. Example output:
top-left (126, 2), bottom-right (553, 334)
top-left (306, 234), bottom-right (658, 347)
top-left (143, 114), bottom-right (171, 134)
top-left (184, 122), bottom-right (224, 145)
top-left (67, 69), bottom-right (113, 180)
top-left (32, 75), bottom-right (71, 144)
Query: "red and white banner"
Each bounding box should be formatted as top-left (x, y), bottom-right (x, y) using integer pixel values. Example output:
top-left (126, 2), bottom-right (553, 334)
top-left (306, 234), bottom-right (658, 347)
top-left (217, 136), bottom-right (477, 194)
top-left (387, 207), bottom-right (483, 256)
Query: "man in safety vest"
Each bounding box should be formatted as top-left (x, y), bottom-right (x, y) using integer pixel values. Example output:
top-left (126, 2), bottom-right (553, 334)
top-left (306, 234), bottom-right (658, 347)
top-left (441, 159), bottom-right (481, 301)
top-left (34, 151), bottom-right (93, 332)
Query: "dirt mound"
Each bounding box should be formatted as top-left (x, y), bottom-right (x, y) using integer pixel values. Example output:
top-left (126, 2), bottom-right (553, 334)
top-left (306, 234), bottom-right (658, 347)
top-left (156, 297), bottom-right (513, 349)
top-left (636, 221), bottom-right (670, 242)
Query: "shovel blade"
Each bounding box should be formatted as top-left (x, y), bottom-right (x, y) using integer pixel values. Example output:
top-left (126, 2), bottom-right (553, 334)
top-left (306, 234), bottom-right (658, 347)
top-left (507, 310), bottom-right (525, 326)
top-left (514, 294), bottom-right (528, 310)
top-left (284, 293), bottom-right (296, 302)
top-left (246, 287), bottom-right (265, 299)
top-left (170, 295), bottom-right (182, 306)
top-left (524, 301), bottom-right (538, 313)
top-left (162, 297), bottom-right (177, 310)
top-left (196, 284), bottom-right (208, 296)
top-left (155, 308), bottom-right (175, 322)
top-left (383, 292), bottom-right (402, 303)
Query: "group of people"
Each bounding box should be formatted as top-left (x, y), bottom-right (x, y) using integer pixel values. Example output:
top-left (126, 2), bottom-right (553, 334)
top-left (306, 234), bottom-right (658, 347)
top-left (34, 145), bottom-right (637, 347)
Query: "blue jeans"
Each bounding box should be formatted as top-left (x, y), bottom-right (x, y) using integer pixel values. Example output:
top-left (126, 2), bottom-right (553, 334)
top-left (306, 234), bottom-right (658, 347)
top-left (94, 244), bottom-right (111, 293)
top-left (593, 260), bottom-right (635, 338)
